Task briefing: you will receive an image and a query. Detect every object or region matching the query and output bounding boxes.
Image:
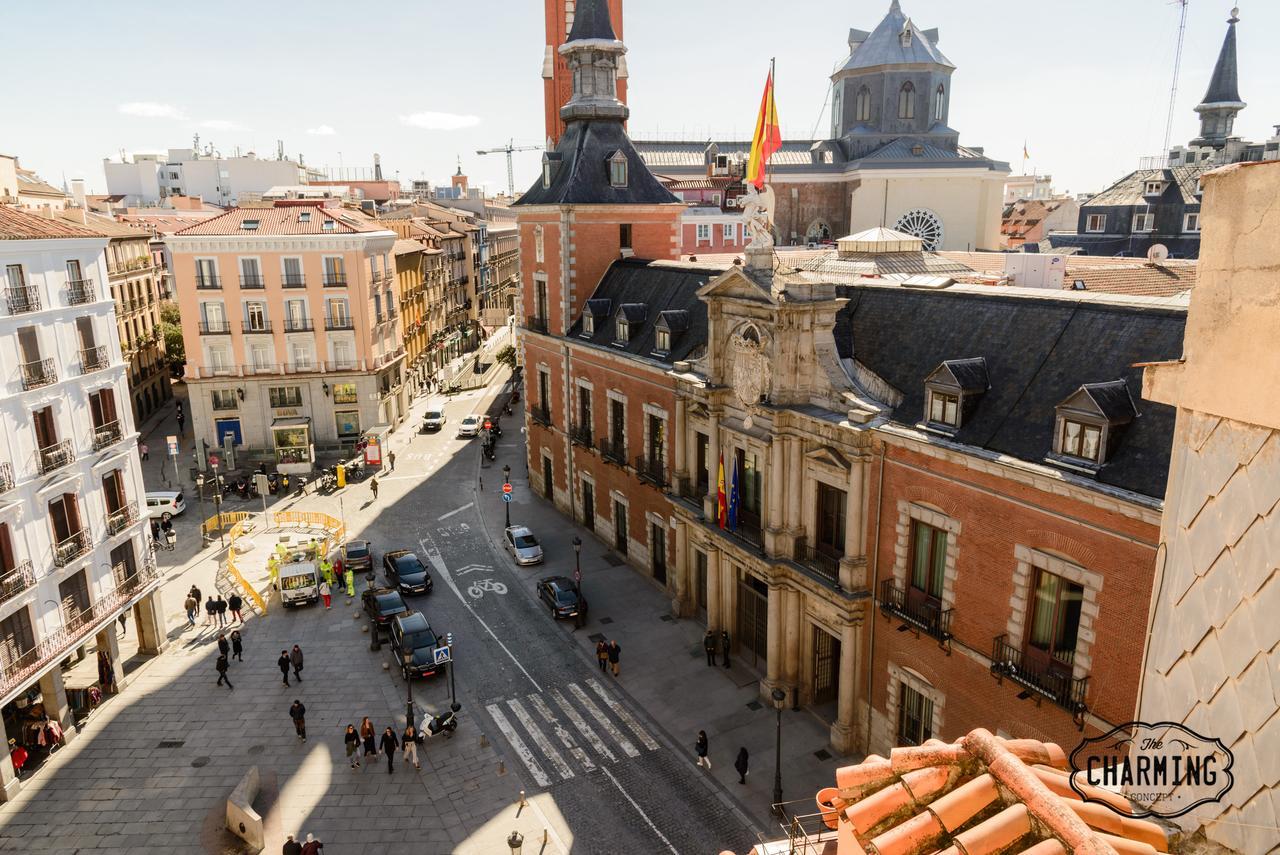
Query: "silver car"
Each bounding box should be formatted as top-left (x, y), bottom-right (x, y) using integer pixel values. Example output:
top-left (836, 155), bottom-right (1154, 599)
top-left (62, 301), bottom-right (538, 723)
top-left (504, 526), bottom-right (544, 565)
top-left (457, 415), bottom-right (482, 437)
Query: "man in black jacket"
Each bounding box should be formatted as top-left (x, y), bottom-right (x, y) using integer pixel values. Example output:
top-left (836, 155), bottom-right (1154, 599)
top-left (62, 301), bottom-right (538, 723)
top-left (215, 654), bottom-right (232, 689)
top-left (282, 834), bottom-right (302, 855)
top-left (277, 650), bottom-right (292, 686)
top-left (703, 630), bottom-right (718, 667)
top-left (228, 592), bottom-right (243, 623)
top-left (289, 700), bottom-right (306, 742)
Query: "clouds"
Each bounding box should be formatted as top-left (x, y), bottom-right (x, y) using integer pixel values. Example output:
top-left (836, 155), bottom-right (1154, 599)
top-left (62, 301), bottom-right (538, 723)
top-left (118, 102), bottom-right (187, 120)
top-left (399, 111), bottom-right (481, 131)
top-left (306, 124), bottom-right (336, 136)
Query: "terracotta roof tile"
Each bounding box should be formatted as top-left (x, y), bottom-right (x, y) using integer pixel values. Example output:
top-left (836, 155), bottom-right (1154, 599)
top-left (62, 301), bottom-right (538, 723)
top-left (0, 206), bottom-right (104, 240)
top-left (174, 205), bottom-right (389, 236)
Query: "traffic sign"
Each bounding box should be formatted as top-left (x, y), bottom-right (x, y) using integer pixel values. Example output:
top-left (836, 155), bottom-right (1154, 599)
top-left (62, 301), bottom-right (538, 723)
top-left (484, 420), bottom-right (492, 430)
top-left (166, 434), bottom-right (179, 456)
top-left (502, 483), bottom-right (513, 494)
top-left (208, 453), bottom-right (220, 468)
top-left (433, 646), bottom-right (452, 665)
top-left (502, 493), bottom-right (513, 503)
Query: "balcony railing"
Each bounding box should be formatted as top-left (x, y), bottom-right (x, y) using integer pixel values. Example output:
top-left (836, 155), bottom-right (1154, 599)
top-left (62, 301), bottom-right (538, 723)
top-left (325, 315), bottom-right (354, 331)
top-left (990, 634), bottom-right (1089, 716)
top-left (38, 439), bottom-right (75, 474)
top-left (570, 423), bottom-right (593, 448)
top-left (239, 274), bottom-right (265, 289)
top-left (599, 437), bottom-right (627, 467)
top-left (634, 454), bottom-right (668, 488)
top-left (243, 321), bottom-right (273, 334)
top-left (323, 275), bottom-right (348, 287)
top-left (198, 320), bottom-right (232, 334)
top-left (526, 315), bottom-right (549, 334)
top-left (283, 318), bottom-right (314, 333)
top-left (92, 420), bottom-right (124, 451)
top-left (671, 475), bottom-right (707, 505)
top-left (879, 580), bottom-right (953, 643)
top-left (5, 285), bottom-right (40, 315)
top-left (53, 529), bottom-right (92, 567)
top-left (0, 561), bottom-right (35, 606)
top-left (81, 345), bottom-right (110, 374)
top-left (327, 359), bottom-right (358, 372)
top-left (0, 561), bottom-right (159, 700)
top-left (66, 279), bottom-right (96, 306)
top-left (0, 462), bottom-right (13, 493)
top-left (21, 357), bottom-right (58, 390)
top-left (529, 405), bottom-right (553, 428)
top-left (195, 275), bottom-right (221, 290)
top-left (282, 274), bottom-right (307, 289)
top-left (794, 537), bottom-right (843, 586)
top-left (105, 501), bottom-right (139, 537)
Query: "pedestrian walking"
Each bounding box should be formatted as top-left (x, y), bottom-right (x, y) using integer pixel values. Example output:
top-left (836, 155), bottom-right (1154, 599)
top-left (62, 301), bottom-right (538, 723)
top-left (189, 584), bottom-right (202, 607)
top-left (118, 612), bottom-right (128, 636)
top-left (204, 596), bottom-right (216, 626)
top-left (344, 724), bottom-right (361, 769)
top-left (695, 730), bottom-right (710, 769)
top-left (231, 630), bottom-right (243, 661)
top-left (319, 580), bottom-right (331, 610)
top-left (217, 632), bottom-right (230, 659)
top-left (360, 717), bottom-right (377, 764)
top-left (139, 442), bottom-right (149, 461)
top-left (300, 833), bottom-right (323, 855)
top-left (596, 641), bottom-right (609, 672)
top-left (703, 630), bottom-right (718, 667)
top-left (344, 567), bottom-right (354, 599)
top-left (734, 746), bottom-right (750, 784)
top-left (369, 476), bottom-right (379, 501)
top-left (402, 724), bottom-right (421, 770)
top-left (215, 595), bottom-right (228, 627)
top-left (183, 594), bottom-right (197, 626)
top-left (289, 645), bottom-right (304, 681)
top-left (289, 700), bottom-right (307, 742)
top-left (277, 650), bottom-right (292, 686)
top-left (388, 451), bottom-right (396, 472)
top-left (228, 593), bottom-right (243, 623)
top-left (282, 834), bottom-right (302, 855)
top-left (379, 727), bottom-right (399, 774)
top-left (215, 653), bottom-right (233, 689)
top-left (721, 629), bottom-right (731, 668)
top-left (608, 639), bottom-right (621, 676)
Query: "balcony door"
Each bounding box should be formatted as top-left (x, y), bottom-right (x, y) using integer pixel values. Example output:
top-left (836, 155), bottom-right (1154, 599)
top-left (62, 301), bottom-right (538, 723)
top-left (0, 609), bottom-right (34, 669)
top-left (648, 415), bottom-right (664, 467)
top-left (109, 542), bottom-right (137, 584)
top-left (90, 388), bottom-right (118, 429)
top-left (103, 469), bottom-right (126, 515)
top-left (58, 570), bottom-right (91, 629)
top-left (610, 399), bottom-right (624, 448)
top-left (76, 316), bottom-right (97, 350)
top-left (815, 483), bottom-right (846, 559)
top-left (246, 301), bottom-right (267, 332)
top-left (0, 523), bottom-right (14, 574)
top-left (578, 387), bottom-right (592, 436)
top-left (650, 522), bottom-right (666, 584)
top-left (1024, 569), bottom-right (1083, 676)
top-left (49, 494), bottom-right (81, 543)
top-left (908, 520), bottom-right (947, 614)
top-left (202, 301), bottom-right (226, 329)
top-left (17, 327), bottom-right (39, 364)
top-left (33, 406), bottom-right (57, 449)
top-left (66, 259), bottom-right (83, 282)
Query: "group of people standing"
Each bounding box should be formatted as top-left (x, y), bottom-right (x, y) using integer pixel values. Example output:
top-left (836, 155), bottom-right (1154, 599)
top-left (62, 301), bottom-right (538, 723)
top-left (183, 585), bottom-right (244, 629)
top-left (593, 639), bottom-right (622, 676)
top-left (703, 629), bottom-right (732, 668)
top-left (343, 718), bottom-right (423, 774)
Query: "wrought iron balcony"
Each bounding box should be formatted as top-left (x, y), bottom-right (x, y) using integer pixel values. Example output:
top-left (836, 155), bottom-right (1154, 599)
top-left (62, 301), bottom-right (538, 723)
top-left (634, 454), bottom-right (668, 488)
top-left (794, 537), bottom-right (843, 586)
top-left (53, 529), bottom-right (91, 567)
top-left (92, 420), bottom-right (123, 451)
top-left (990, 634), bottom-right (1089, 717)
top-left (0, 462), bottom-right (13, 493)
top-left (879, 580), bottom-right (953, 643)
top-left (526, 315), bottom-right (549, 334)
top-left (282, 274), bottom-right (307, 289)
top-left (529, 404), bottom-right (553, 428)
top-left (198, 320), bottom-right (232, 334)
top-left (325, 315), bottom-right (354, 331)
top-left (242, 321), bottom-right (273, 334)
top-left (323, 275), bottom-right (347, 287)
top-left (239, 274), bottom-right (265, 289)
top-left (284, 318), bottom-right (314, 333)
top-left (5, 285), bottom-right (40, 314)
top-left (105, 501), bottom-right (139, 537)
top-left (671, 475), bottom-right (707, 505)
top-left (569, 423), bottom-right (593, 448)
top-left (21, 357), bottom-right (58, 390)
top-left (81, 344), bottom-right (110, 374)
top-left (0, 560), bottom-right (34, 606)
top-left (66, 279), bottom-right (96, 305)
top-left (38, 439), bottom-right (75, 474)
top-left (327, 359), bottom-right (358, 372)
top-left (195, 275), bottom-right (221, 290)
top-left (598, 437), bottom-right (627, 467)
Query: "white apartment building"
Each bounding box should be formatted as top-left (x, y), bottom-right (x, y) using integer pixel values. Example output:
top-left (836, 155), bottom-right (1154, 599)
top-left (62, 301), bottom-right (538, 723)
top-left (104, 148), bottom-right (321, 208)
top-left (0, 207), bottom-right (164, 801)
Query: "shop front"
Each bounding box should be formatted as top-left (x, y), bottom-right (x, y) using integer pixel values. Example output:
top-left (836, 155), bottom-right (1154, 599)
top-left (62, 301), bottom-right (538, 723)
top-left (271, 418), bottom-right (313, 474)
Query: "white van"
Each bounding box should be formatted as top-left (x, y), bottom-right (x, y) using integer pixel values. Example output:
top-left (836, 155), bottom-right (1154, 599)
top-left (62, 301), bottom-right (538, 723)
top-left (279, 561), bottom-right (320, 607)
top-left (145, 491), bottom-right (186, 522)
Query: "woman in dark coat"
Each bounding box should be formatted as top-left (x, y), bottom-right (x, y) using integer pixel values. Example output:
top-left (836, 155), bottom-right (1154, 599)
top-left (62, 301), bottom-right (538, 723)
top-left (217, 633), bottom-right (230, 659)
top-left (344, 724), bottom-right (360, 769)
top-left (734, 747), bottom-right (749, 784)
top-left (379, 726), bottom-right (399, 774)
top-left (695, 730), bottom-right (710, 769)
top-left (360, 717), bottom-right (377, 765)
top-left (230, 630), bottom-right (243, 662)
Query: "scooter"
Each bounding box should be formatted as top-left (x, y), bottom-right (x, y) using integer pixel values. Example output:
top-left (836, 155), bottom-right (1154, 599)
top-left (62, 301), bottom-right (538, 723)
top-left (295, 475), bottom-right (308, 497)
top-left (234, 477), bottom-right (250, 499)
top-left (267, 473), bottom-right (280, 495)
top-left (426, 709), bottom-right (458, 739)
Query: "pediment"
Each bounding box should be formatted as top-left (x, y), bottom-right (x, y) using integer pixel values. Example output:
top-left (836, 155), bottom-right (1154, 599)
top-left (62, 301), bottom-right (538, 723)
top-left (698, 267), bottom-right (773, 304)
top-left (805, 445), bottom-right (851, 472)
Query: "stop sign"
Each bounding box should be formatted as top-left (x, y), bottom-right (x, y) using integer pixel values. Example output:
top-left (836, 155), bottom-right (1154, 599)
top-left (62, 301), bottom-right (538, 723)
top-left (208, 453), bottom-right (220, 467)
top-left (484, 420), bottom-right (492, 430)
top-left (502, 483), bottom-right (513, 494)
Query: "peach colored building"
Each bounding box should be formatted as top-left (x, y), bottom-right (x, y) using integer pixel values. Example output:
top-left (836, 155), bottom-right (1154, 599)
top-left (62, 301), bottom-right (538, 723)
top-left (165, 202), bottom-right (401, 471)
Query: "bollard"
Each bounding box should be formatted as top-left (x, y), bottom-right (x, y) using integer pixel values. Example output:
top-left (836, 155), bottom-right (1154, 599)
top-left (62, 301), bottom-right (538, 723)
top-left (518, 789), bottom-right (526, 807)
top-left (480, 733), bottom-right (489, 748)
top-left (542, 829), bottom-right (549, 846)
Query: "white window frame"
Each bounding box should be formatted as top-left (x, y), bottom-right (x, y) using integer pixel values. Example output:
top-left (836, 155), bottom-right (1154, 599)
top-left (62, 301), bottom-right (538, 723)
top-left (1143, 180), bottom-right (1165, 196)
top-left (722, 222), bottom-right (735, 242)
top-left (655, 328), bottom-right (671, 354)
top-left (695, 223), bottom-right (711, 245)
top-left (1132, 213), bottom-right (1155, 233)
top-left (534, 225), bottom-right (545, 264)
top-left (926, 389), bottom-right (960, 427)
top-left (1085, 214), bottom-right (1107, 233)
top-left (615, 318), bottom-right (630, 344)
top-left (583, 314), bottom-right (595, 335)
top-left (282, 256), bottom-right (304, 285)
top-left (1183, 212), bottom-right (1201, 233)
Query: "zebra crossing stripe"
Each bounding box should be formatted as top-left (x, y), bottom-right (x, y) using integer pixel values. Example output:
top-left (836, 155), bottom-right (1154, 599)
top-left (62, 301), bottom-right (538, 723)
top-left (507, 698), bottom-right (575, 781)
top-left (588, 678), bottom-right (660, 751)
top-left (569, 682), bottom-right (639, 758)
top-left (486, 703), bottom-right (550, 787)
top-left (529, 693), bottom-right (596, 773)
top-left (550, 687), bottom-right (616, 763)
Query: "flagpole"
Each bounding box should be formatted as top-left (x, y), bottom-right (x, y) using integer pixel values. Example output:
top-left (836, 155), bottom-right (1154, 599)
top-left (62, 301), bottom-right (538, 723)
top-left (768, 57), bottom-right (776, 187)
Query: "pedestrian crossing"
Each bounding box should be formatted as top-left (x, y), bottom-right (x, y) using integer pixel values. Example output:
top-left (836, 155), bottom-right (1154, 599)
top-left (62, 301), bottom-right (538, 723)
top-left (484, 678), bottom-right (660, 788)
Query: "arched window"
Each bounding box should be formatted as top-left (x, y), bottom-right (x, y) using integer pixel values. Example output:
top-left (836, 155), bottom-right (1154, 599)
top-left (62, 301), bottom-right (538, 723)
top-left (898, 82), bottom-right (915, 120)
top-left (855, 86), bottom-right (871, 123)
top-left (934, 85), bottom-right (945, 122)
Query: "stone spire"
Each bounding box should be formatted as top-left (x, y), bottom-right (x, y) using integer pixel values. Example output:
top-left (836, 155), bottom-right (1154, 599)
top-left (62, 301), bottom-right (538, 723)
top-left (1193, 7), bottom-right (1246, 148)
top-left (559, 0), bottom-right (629, 125)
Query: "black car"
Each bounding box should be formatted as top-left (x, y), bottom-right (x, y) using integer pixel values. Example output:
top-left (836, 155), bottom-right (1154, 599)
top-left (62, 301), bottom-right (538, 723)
top-left (383, 550), bottom-right (433, 595)
top-left (362, 586), bottom-right (408, 638)
top-left (537, 576), bottom-right (587, 621)
top-left (390, 612), bottom-right (444, 679)
top-left (342, 539), bottom-right (373, 577)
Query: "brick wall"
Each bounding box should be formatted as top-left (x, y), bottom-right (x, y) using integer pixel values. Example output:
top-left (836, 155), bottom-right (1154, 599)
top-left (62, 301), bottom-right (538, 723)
top-left (773, 179), bottom-right (856, 244)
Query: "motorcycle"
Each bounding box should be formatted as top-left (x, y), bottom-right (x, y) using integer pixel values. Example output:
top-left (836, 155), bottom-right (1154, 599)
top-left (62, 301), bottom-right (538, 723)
top-left (267, 472), bottom-right (280, 495)
top-left (234, 477), bottom-right (250, 499)
top-left (425, 709), bottom-right (458, 739)
top-left (294, 475), bottom-right (308, 497)
top-left (319, 468), bottom-right (337, 492)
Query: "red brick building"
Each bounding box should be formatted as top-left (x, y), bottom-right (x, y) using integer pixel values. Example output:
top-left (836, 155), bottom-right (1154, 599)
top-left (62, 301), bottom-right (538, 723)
top-left (542, 0), bottom-right (626, 147)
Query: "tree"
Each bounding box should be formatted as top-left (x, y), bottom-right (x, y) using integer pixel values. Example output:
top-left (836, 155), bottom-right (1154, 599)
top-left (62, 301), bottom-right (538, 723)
top-left (495, 345), bottom-right (517, 370)
top-left (159, 303), bottom-right (185, 369)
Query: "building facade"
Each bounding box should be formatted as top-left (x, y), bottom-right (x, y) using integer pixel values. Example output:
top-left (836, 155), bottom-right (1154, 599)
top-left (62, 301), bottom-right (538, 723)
top-left (166, 203), bottom-right (401, 470)
top-left (105, 147), bottom-right (321, 208)
top-left (483, 223), bottom-right (519, 328)
top-left (0, 207), bottom-right (164, 801)
top-left (999, 197), bottom-right (1079, 250)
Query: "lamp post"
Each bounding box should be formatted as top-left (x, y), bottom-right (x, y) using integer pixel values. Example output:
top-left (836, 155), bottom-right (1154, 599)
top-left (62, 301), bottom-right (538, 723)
top-left (402, 648), bottom-right (415, 729)
top-left (210, 462), bottom-right (225, 549)
top-left (506, 831), bottom-right (523, 855)
top-left (771, 686), bottom-right (787, 816)
top-left (572, 535), bottom-right (583, 628)
top-left (502, 464), bottom-right (511, 528)
top-left (195, 474), bottom-right (208, 546)
top-left (446, 631), bottom-right (458, 712)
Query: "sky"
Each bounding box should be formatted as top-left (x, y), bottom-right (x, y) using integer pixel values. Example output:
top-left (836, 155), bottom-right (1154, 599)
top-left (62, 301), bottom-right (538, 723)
top-left (4, 1), bottom-right (1276, 200)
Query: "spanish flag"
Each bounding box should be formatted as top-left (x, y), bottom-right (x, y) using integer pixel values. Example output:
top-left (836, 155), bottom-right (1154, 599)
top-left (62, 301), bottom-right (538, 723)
top-left (746, 65), bottom-right (782, 190)
top-left (716, 454), bottom-right (727, 529)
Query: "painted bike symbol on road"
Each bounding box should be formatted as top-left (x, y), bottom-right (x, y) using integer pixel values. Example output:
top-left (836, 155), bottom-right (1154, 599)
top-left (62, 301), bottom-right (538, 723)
top-left (467, 578), bottom-right (508, 600)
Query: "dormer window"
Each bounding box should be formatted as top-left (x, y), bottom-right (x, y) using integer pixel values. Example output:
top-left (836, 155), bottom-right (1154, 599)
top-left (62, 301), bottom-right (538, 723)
top-left (241, 219), bottom-right (260, 231)
top-left (322, 220), bottom-right (335, 231)
top-left (653, 310), bottom-right (689, 358)
top-left (298, 211), bottom-right (311, 223)
top-left (615, 303), bottom-right (646, 345)
top-left (608, 151), bottom-right (628, 188)
top-left (655, 329), bottom-right (670, 353)
top-left (855, 86), bottom-right (871, 122)
top-left (922, 358), bottom-right (988, 432)
top-left (615, 318), bottom-right (630, 343)
top-left (583, 298), bottom-right (611, 339)
top-left (543, 161), bottom-right (553, 189)
top-left (934, 85), bottom-right (945, 122)
top-left (1143, 180), bottom-right (1165, 196)
top-left (584, 314), bottom-right (595, 335)
top-left (1051, 380), bottom-right (1137, 469)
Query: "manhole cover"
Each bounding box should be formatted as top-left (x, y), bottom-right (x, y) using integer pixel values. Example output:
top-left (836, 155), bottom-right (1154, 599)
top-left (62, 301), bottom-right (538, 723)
top-left (599, 617), bottom-right (613, 625)
top-left (814, 749), bottom-right (832, 761)
top-left (191, 756), bottom-right (211, 768)
top-left (247, 744), bottom-right (264, 755)
top-left (157, 740), bottom-right (185, 749)
top-left (746, 701), bottom-right (762, 711)
top-left (603, 553), bottom-right (626, 567)
top-left (659, 614), bottom-right (674, 622)
top-left (587, 633), bottom-right (606, 643)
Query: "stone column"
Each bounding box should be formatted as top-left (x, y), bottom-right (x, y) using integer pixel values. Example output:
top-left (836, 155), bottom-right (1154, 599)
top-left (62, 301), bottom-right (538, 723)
top-left (704, 412), bottom-right (720, 521)
top-left (94, 626), bottom-right (126, 693)
top-left (783, 587), bottom-right (802, 701)
top-left (671, 520), bottom-right (690, 617)
top-left (787, 437), bottom-right (803, 533)
top-left (840, 458), bottom-right (867, 591)
top-left (132, 589), bottom-right (168, 656)
top-left (829, 619), bottom-right (861, 753)
top-left (765, 584), bottom-right (783, 689)
top-left (767, 439), bottom-right (784, 532)
top-left (706, 548), bottom-right (722, 632)
top-left (38, 668), bottom-right (77, 745)
top-left (673, 397), bottom-right (687, 483)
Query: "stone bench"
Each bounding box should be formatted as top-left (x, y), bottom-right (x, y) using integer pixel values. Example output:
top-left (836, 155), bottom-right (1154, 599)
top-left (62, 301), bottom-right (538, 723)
top-left (226, 765), bottom-right (264, 851)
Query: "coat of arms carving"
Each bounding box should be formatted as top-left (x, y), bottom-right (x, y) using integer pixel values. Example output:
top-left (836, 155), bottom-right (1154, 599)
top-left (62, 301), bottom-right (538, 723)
top-left (731, 326), bottom-right (771, 407)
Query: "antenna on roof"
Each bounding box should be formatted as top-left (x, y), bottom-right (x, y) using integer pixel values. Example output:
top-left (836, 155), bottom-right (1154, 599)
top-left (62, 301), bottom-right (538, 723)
top-left (1162, 0), bottom-right (1190, 153)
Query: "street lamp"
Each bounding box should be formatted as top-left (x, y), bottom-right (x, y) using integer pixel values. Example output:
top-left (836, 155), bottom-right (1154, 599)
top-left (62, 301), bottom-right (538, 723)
top-left (502, 464), bottom-right (511, 528)
top-left (402, 648), bottom-right (415, 729)
top-left (572, 535), bottom-right (583, 628)
top-left (771, 686), bottom-right (787, 816)
top-left (507, 831), bottom-right (523, 855)
top-left (194, 474), bottom-right (208, 546)
top-left (446, 631), bottom-right (458, 712)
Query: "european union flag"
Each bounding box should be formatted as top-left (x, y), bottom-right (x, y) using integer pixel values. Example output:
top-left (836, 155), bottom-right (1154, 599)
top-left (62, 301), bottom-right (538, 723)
top-left (727, 457), bottom-right (740, 531)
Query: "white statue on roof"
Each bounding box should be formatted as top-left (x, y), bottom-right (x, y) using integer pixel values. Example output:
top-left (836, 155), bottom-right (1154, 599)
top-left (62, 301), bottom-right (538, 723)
top-left (739, 183), bottom-right (776, 250)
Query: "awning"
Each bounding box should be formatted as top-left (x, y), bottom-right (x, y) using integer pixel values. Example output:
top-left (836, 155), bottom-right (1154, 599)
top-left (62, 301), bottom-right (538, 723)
top-left (271, 417), bottom-right (312, 429)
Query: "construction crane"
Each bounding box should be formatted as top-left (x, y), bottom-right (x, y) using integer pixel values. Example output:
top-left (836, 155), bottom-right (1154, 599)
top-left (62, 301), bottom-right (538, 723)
top-left (1162, 0), bottom-right (1190, 153)
top-left (476, 139), bottom-right (543, 198)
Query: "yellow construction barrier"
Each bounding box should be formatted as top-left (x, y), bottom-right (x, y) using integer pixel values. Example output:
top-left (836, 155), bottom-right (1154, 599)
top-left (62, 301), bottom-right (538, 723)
top-left (220, 510), bottom-right (345, 618)
top-left (201, 511), bottom-right (250, 539)
top-left (225, 550), bottom-right (267, 615)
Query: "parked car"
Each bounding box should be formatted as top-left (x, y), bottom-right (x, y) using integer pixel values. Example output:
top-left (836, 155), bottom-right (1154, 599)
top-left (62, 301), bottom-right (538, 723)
top-left (362, 587), bottom-right (408, 638)
top-left (503, 526), bottom-right (544, 566)
top-left (389, 612), bottom-right (444, 679)
top-left (341, 539), bottom-right (373, 577)
top-left (537, 576), bottom-right (587, 621)
top-left (457, 415), bottom-right (482, 438)
top-left (382, 550), bottom-right (434, 596)
top-left (145, 490), bottom-right (186, 522)
top-left (422, 410), bottom-right (447, 432)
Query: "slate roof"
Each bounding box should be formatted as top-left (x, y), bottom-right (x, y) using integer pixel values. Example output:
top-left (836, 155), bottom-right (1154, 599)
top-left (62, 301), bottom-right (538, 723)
top-left (1200, 12), bottom-right (1242, 105)
top-left (565, 0), bottom-right (618, 43)
top-left (859, 137), bottom-right (964, 161)
top-left (0, 206), bottom-right (104, 240)
top-left (564, 260), bottom-right (721, 363)
top-left (635, 140), bottom-right (817, 169)
top-left (722, 729), bottom-right (1169, 855)
top-left (836, 0), bottom-right (954, 73)
top-left (1084, 165), bottom-right (1207, 207)
top-left (833, 283), bottom-right (1185, 498)
top-left (514, 119), bottom-right (679, 206)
